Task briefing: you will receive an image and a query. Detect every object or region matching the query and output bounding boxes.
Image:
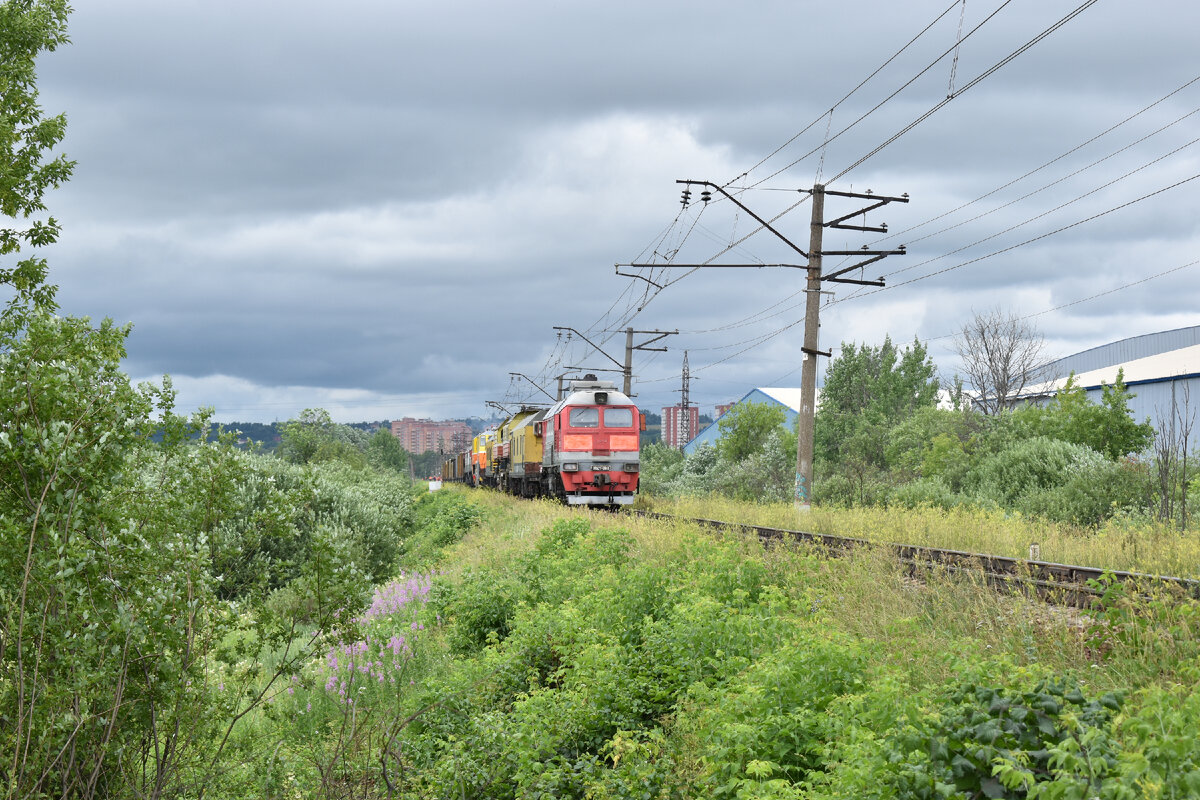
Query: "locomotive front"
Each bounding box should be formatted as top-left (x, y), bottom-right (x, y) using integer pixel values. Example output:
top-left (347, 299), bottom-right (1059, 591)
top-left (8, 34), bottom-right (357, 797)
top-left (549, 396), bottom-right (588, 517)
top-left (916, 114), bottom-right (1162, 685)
top-left (544, 375), bottom-right (641, 505)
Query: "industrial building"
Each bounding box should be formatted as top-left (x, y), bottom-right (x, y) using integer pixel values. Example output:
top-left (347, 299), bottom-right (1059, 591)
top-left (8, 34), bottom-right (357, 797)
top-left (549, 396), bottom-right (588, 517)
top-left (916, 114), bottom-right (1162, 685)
top-left (1019, 324), bottom-right (1200, 439)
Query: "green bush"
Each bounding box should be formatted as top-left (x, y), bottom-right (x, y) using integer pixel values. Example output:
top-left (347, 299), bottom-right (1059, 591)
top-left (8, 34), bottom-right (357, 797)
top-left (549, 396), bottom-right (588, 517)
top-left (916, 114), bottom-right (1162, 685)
top-left (965, 436), bottom-right (1105, 507)
top-left (890, 476), bottom-right (960, 510)
top-left (684, 633), bottom-right (865, 797)
top-left (638, 441), bottom-right (685, 495)
top-left (1110, 682), bottom-right (1200, 796)
top-left (808, 668), bottom-right (1130, 800)
top-left (402, 489), bottom-right (483, 566)
top-left (714, 429), bottom-right (797, 503)
top-left (814, 472), bottom-right (857, 506)
top-left (671, 442), bottom-right (722, 496)
top-left (1018, 457), bottom-right (1152, 526)
top-left (441, 568), bottom-right (523, 655)
top-left (309, 461), bottom-right (417, 581)
top-left (893, 676), bottom-right (1123, 799)
top-left (885, 407), bottom-right (975, 478)
top-left (814, 471), bottom-right (891, 507)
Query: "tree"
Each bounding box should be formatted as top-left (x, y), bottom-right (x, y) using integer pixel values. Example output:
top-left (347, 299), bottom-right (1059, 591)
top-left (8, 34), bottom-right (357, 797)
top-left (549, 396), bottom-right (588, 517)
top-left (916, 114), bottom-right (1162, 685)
top-left (955, 309), bottom-right (1048, 414)
top-left (717, 401), bottom-right (787, 463)
top-left (368, 427), bottom-right (409, 473)
top-left (1153, 382), bottom-right (1194, 526)
top-left (1014, 370), bottom-right (1154, 460)
top-left (277, 407), bottom-right (370, 466)
top-left (0, 8), bottom-right (377, 794)
top-left (278, 407), bottom-right (334, 463)
top-left (0, 0), bottom-right (73, 314)
top-left (816, 336), bottom-right (939, 468)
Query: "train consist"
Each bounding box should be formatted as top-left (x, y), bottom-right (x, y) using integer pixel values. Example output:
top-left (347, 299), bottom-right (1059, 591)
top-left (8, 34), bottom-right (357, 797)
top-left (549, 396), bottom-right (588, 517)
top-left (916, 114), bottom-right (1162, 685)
top-left (442, 375), bottom-right (643, 505)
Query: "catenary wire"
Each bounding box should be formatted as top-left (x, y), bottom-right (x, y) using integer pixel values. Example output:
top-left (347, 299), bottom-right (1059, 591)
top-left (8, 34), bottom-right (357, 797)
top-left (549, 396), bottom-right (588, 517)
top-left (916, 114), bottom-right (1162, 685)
top-left (754, 0), bottom-right (1019, 189)
top-left (736, 0), bottom-right (965, 186)
top-left (867, 74), bottom-right (1200, 248)
top-left (831, 0), bottom-right (1102, 183)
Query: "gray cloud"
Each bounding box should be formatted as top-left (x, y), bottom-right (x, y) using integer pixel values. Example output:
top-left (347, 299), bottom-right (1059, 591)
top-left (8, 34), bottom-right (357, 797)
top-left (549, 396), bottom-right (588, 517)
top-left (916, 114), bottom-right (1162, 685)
top-left (24, 0), bottom-right (1200, 421)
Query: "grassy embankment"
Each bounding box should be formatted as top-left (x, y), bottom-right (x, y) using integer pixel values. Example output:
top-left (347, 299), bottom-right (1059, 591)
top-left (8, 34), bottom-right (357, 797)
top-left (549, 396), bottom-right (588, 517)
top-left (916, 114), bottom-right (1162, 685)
top-left (213, 486), bottom-right (1200, 798)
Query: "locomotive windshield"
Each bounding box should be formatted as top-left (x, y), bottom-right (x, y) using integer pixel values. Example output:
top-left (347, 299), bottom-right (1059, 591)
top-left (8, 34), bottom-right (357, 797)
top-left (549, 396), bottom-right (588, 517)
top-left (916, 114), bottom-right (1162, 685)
top-left (603, 408), bottom-right (634, 427)
top-left (569, 407), bottom-right (600, 427)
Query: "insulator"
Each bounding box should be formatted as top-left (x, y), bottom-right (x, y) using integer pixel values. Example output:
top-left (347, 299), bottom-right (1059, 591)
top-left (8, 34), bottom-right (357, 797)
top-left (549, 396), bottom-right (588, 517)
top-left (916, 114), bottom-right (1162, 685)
top-left (880, 222), bottom-right (888, 231)
top-left (701, 191), bottom-right (711, 203)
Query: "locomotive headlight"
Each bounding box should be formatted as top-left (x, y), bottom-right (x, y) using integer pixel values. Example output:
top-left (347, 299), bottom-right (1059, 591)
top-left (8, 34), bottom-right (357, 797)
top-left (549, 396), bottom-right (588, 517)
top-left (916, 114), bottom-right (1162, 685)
top-left (562, 462), bottom-right (580, 472)
top-left (623, 463), bottom-right (639, 472)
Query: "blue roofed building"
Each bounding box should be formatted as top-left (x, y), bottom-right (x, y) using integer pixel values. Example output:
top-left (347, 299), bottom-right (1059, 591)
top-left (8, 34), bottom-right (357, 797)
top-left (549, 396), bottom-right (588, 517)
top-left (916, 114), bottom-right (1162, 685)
top-left (682, 387), bottom-right (805, 455)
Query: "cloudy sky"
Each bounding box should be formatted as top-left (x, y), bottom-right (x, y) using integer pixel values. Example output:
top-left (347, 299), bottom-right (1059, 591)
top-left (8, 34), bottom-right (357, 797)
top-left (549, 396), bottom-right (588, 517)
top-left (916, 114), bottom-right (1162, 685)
top-left (31, 0), bottom-right (1200, 423)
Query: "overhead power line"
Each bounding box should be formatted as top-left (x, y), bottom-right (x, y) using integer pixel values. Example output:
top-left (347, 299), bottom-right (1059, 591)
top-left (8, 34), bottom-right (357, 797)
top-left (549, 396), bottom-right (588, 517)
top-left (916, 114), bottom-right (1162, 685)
top-left (832, 0), bottom-right (1102, 183)
top-left (869, 73), bottom-right (1200, 248)
top-left (738, 0), bottom-right (966, 186)
top-left (883, 132), bottom-right (1200, 281)
top-left (846, 170), bottom-right (1200, 298)
top-left (757, 0), bottom-right (1020, 188)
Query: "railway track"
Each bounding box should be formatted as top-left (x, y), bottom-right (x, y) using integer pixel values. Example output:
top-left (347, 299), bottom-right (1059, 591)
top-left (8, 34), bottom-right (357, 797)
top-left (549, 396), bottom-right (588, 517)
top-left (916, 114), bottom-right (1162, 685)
top-left (629, 509), bottom-right (1200, 607)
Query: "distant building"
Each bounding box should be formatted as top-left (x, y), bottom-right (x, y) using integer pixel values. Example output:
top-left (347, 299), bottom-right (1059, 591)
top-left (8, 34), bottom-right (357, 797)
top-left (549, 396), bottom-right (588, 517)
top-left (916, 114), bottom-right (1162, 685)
top-left (683, 388), bottom-right (808, 455)
top-left (661, 404), bottom-right (700, 449)
top-left (391, 417), bottom-right (473, 454)
top-left (715, 402), bottom-right (734, 417)
top-left (1015, 325), bottom-right (1200, 439)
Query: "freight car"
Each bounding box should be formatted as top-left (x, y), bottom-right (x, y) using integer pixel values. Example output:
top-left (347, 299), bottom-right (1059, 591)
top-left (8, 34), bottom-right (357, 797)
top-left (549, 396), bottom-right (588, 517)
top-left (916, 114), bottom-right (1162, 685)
top-left (444, 374), bottom-right (643, 506)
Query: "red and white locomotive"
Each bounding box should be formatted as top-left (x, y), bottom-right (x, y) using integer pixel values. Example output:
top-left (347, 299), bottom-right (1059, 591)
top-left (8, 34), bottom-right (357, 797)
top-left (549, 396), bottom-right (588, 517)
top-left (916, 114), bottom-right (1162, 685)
top-left (443, 374), bottom-right (643, 506)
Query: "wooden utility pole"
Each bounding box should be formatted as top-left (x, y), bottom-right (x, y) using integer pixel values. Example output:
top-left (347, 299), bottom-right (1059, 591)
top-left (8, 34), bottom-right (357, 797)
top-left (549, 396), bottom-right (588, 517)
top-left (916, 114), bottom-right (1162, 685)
top-left (795, 186), bottom-right (825, 511)
top-left (794, 184), bottom-right (909, 511)
top-left (556, 325), bottom-right (676, 397)
top-left (626, 179), bottom-right (909, 512)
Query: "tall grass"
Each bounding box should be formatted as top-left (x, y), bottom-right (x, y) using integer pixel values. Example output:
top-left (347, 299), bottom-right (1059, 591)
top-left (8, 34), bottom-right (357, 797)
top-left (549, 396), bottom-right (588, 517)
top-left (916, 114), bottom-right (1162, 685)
top-left (641, 494), bottom-right (1200, 578)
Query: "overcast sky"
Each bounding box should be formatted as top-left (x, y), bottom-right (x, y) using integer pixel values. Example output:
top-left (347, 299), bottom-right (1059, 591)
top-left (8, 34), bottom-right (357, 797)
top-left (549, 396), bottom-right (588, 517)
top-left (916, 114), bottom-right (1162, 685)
top-left (29, 0), bottom-right (1200, 423)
